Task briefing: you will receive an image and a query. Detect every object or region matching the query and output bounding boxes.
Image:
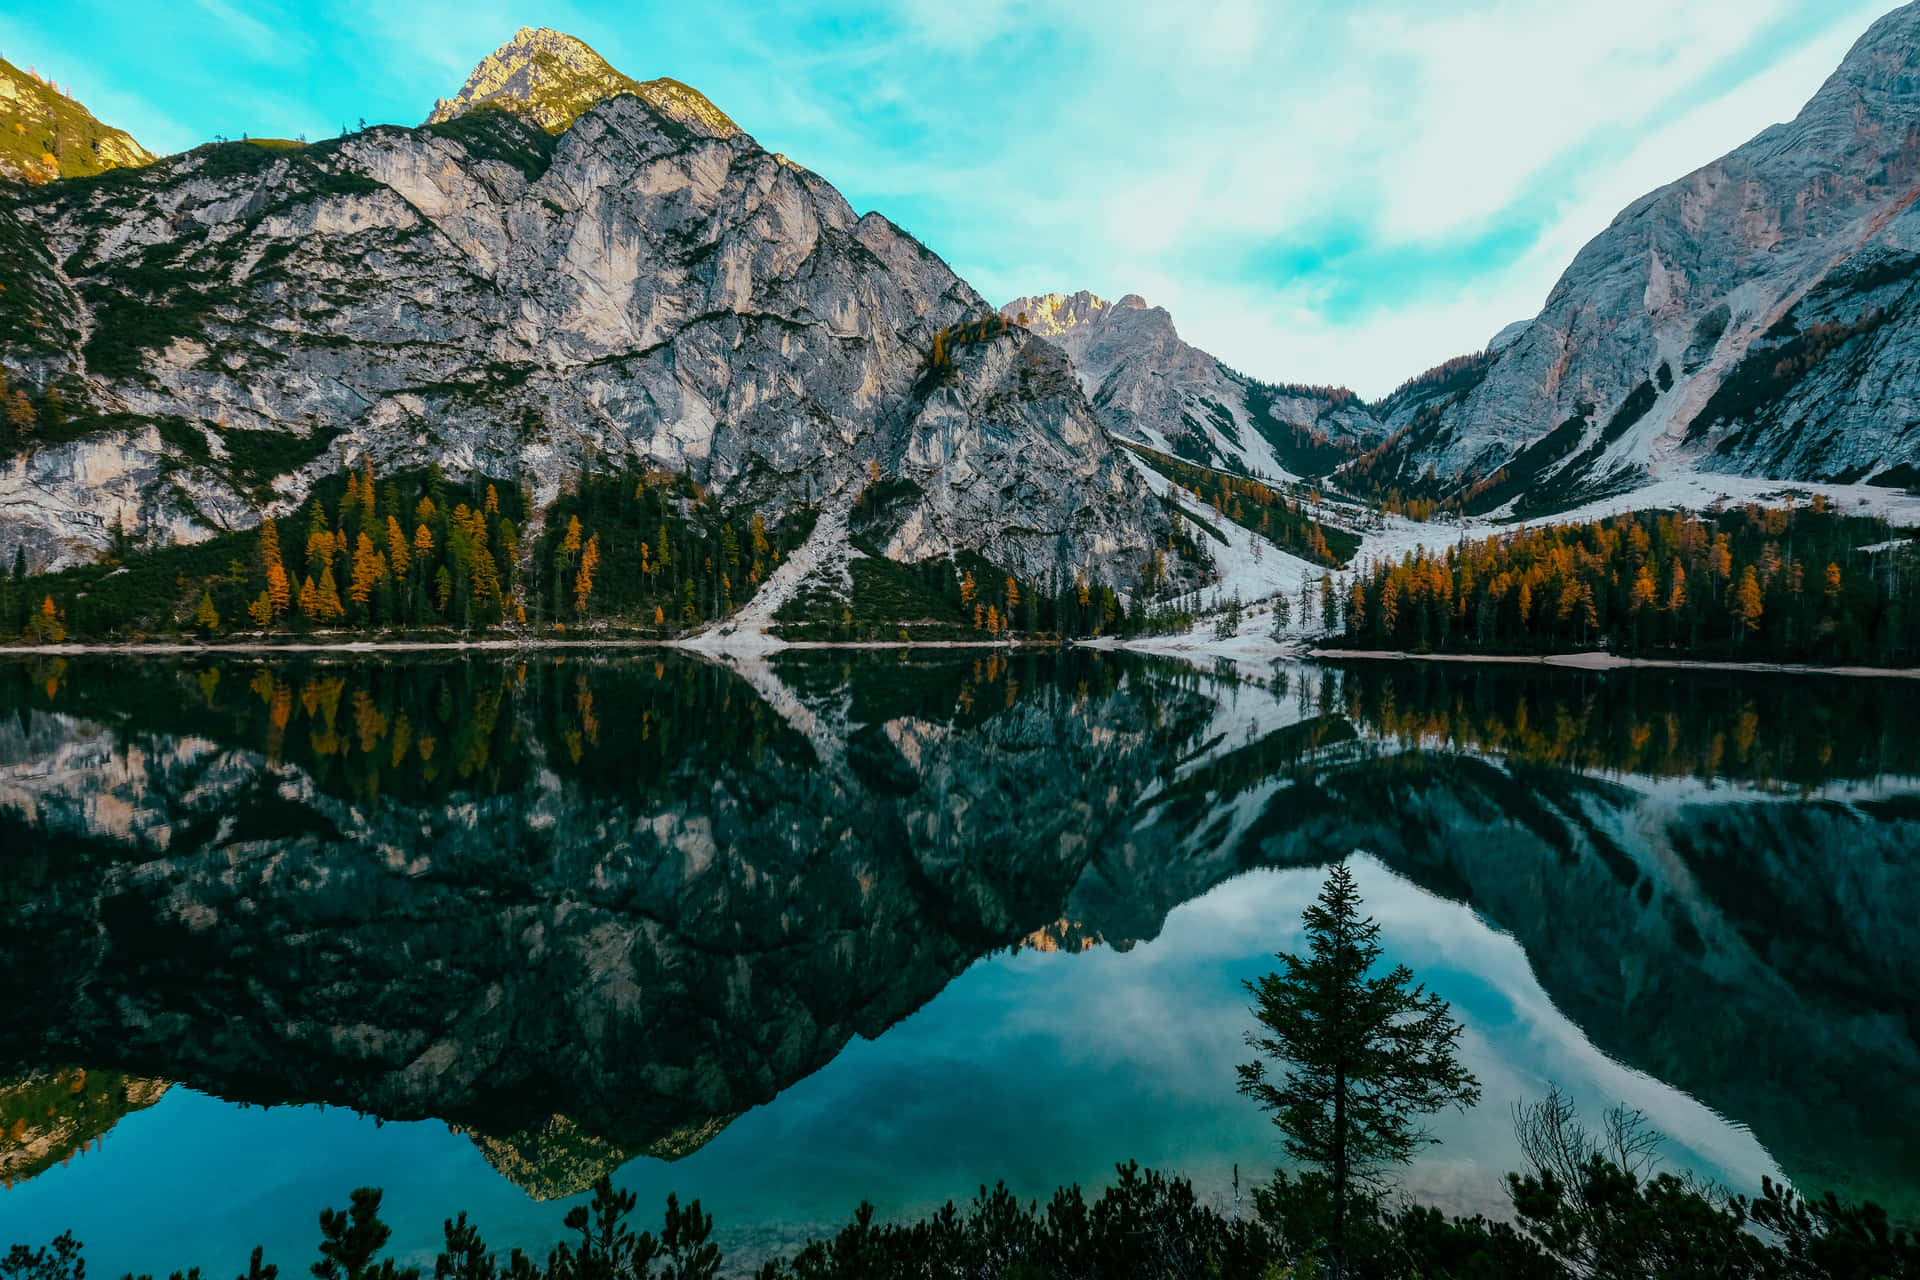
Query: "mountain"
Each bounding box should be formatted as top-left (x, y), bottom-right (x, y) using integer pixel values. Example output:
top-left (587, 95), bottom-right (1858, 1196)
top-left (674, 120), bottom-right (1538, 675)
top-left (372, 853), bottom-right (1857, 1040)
top-left (425, 27), bottom-right (738, 138)
top-left (0, 57), bottom-right (153, 183)
top-left (0, 30), bottom-right (1183, 600)
top-left (1002, 290), bottom-right (1383, 480)
top-left (1350, 1), bottom-right (1920, 513)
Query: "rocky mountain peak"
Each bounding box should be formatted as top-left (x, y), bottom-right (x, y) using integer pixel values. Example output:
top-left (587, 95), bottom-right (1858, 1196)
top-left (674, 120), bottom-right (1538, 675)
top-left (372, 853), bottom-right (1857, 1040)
top-left (1000, 287), bottom-right (1381, 479)
top-left (1004, 290), bottom-right (1115, 336)
top-left (425, 26), bottom-right (738, 138)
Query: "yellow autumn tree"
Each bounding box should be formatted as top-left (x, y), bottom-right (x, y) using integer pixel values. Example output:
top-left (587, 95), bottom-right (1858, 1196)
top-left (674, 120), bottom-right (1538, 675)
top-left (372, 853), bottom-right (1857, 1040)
top-left (1630, 565), bottom-right (1658, 612)
top-left (1708, 534), bottom-right (1733, 581)
top-left (574, 534), bottom-right (600, 615)
top-left (25, 595), bottom-right (65, 643)
top-left (193, 591), bottom-right (220, 631)
top-left (386, 515), bottom-right (410, 579)
top-left (6, 390), bottom-right (33, 437)
top-left (315, 567), bottom-right (346, 621)
top-left (306, 512), bottom-right (337, 576)
top-left (1732, 565), bottom-right (1764, 638)
top-left (259, 517), bottom-right (291, 617)
top-left (349, 532), bottom-right (386, 607)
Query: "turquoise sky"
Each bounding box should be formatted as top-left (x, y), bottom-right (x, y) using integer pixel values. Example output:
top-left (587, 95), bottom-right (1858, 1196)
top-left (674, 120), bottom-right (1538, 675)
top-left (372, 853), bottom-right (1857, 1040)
top-left (0, 0), bottom-right (1900, 396)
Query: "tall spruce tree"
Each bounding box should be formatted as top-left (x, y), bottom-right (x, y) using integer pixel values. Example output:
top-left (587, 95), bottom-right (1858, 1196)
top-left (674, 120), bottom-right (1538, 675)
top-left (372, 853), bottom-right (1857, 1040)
top-left (1239, 862), bottom-right (1480, 1276)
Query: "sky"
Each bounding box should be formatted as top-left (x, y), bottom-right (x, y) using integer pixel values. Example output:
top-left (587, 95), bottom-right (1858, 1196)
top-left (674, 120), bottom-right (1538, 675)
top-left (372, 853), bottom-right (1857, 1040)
top-left (0, 0), bottom-right (1902, 398)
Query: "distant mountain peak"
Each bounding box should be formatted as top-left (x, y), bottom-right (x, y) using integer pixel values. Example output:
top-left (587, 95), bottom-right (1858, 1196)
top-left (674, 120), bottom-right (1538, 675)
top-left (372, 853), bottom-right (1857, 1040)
top-left (1002, 290), bottom-right (1153, 338)
top-left (425, 27), bottom-right (738, 138)
top-left (0, 56), bottom-right (154, 183)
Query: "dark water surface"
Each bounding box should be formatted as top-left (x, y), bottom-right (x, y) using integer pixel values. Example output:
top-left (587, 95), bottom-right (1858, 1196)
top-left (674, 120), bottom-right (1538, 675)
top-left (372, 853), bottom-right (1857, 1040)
top-left (0, 650), bottom-right (1914, 1271)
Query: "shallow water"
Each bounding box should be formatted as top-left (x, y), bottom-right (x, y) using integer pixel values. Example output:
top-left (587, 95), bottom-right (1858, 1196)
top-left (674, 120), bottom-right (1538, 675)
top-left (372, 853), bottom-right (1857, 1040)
top-left (0, 650), bottom-right (1913, 1271)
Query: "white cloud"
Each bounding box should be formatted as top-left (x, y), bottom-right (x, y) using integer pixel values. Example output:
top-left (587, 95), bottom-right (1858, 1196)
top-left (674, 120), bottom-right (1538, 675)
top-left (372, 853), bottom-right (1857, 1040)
top-left (765, 0), bottom-right (1891, 397)
top-left (877, 0), bottom-right (1897, 397)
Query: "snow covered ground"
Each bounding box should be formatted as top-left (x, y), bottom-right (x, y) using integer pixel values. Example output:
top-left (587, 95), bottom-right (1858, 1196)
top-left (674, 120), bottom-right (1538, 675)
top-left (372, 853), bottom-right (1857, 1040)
top-left (1118, 464), bottom-right (1920, 662)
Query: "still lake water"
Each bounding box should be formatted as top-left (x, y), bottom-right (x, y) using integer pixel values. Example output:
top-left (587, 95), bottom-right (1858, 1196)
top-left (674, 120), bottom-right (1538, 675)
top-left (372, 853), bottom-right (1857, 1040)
top-left (0, 650), bottom-right (1914, 1272)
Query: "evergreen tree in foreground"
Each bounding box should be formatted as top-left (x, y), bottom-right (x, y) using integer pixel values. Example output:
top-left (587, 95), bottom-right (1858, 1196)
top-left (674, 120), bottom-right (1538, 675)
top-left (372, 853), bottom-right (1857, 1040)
top-left (1239, 862), bottom-right (1481, 1276)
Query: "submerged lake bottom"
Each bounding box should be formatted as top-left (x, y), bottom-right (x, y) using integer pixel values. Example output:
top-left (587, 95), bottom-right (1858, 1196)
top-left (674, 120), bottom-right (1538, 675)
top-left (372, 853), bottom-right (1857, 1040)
top-left (0, 650), bottom-right (1914, 1272)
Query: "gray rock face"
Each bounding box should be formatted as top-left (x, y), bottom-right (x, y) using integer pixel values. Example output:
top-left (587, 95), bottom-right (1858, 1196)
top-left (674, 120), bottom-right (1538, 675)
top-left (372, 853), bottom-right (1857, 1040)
top-left (0, 44), bottom-right (1175, 590)
top-left (1001, 291), bottom-right (1382, 480)
top-left (1359, 0), bottom-right (1920, 506)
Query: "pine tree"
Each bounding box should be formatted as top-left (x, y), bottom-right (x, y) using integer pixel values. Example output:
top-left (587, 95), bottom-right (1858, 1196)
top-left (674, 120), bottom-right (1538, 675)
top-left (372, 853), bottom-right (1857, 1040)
top-left (1240, 864), bottom-right (1480, 1276)
top-left (312, 1186), bottom-right (412, 1280)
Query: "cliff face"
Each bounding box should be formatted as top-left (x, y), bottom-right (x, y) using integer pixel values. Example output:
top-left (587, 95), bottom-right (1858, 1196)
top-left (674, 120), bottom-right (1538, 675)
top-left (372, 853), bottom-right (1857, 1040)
top-left (1357, 1), bottom-right (1920, 507)
top-left (1002, 291), bottom-right (1382, 480)
top-left (0, 33), bottom-right (1175, 590)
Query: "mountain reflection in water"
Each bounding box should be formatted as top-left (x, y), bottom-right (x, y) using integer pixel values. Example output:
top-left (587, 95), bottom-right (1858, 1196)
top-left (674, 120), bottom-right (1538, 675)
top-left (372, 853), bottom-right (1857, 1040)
top-left (0, 651), bottom-right (1914, 1264)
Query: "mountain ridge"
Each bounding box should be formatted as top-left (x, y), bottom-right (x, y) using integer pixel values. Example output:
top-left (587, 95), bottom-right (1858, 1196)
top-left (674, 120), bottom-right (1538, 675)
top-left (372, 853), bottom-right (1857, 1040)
top-left (1001, 288), bottom-right (1382, 482)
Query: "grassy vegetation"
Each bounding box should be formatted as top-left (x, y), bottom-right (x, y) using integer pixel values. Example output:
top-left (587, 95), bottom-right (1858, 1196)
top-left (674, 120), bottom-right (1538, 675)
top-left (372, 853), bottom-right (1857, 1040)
top-left (0, 57), bottom-right (153, 182)
top-left (422, 106), bottom-right (558, 181)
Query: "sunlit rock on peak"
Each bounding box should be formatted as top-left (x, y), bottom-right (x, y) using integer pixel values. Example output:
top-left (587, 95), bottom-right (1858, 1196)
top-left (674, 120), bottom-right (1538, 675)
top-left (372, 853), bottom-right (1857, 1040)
top-left (425, 25), bottom-right (739, 138)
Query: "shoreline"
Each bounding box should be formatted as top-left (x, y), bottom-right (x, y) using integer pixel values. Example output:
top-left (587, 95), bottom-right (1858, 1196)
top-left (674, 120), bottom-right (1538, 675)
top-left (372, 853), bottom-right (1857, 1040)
top-left (0, 635), bottom-right (1063, 658)
top-left (5, 635), bottom-right (1917, 679)
top-left (1310, 647), bottom-right (1920, 680)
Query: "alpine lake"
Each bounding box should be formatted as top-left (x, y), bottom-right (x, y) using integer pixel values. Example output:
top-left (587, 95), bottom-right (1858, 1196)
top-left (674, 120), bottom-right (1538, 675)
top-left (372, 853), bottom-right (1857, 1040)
top-left (0, 648), bottom-right (1913, 1272)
